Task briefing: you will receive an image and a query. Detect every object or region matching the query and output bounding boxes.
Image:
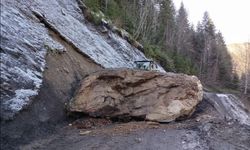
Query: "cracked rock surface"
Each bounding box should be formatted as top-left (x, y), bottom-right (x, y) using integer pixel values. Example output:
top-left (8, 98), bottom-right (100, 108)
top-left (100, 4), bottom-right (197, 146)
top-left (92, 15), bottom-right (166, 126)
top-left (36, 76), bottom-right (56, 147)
top-left (69, 69), bottom-right (203, 122)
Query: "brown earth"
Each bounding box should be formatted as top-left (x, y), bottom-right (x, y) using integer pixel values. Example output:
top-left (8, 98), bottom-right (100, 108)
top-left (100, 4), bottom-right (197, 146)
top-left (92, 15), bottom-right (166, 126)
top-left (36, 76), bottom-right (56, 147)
top-left (0, 26), bottom-right (103, 150)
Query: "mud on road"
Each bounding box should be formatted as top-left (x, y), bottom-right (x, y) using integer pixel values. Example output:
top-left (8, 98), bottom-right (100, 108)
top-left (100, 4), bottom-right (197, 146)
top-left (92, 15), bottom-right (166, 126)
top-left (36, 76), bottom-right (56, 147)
top-left (2, 95), bottom-right (250, 150)
top-left (19, 119), bottom-right (250, 150)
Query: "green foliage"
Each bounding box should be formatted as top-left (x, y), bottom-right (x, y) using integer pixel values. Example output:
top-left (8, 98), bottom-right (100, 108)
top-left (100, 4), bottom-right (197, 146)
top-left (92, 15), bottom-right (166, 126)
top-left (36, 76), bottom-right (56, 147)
top-left (144, 45), bottom-right (197, 75)
top-left (231, 74), bottom-right (240, 89)
top-left (216, 32), bottom-right (238, 89)
top-left (144, 45), bottom-right (175, 72)
top-left (172, 53), bottom-right (198, 75)
top-left (83, 0), bottom-right (238, 90)
top-left (118, 13), bottom-right (134, 33)
top-left (91, 11), bottom-right (104, 25)
top-left (105, 0), bottom-right (121, 19)
top-left (84, 0), bottom-right (101, 12)
top-left (84, 0), bottom-right (135, 34)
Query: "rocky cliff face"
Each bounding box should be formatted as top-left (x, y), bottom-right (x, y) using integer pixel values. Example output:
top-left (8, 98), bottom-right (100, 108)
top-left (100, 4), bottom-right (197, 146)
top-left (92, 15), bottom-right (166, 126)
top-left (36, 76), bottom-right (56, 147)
top-left (1, 0), bottom-right (165, 148)
top-left (0, 0), bottom-right (163, 120)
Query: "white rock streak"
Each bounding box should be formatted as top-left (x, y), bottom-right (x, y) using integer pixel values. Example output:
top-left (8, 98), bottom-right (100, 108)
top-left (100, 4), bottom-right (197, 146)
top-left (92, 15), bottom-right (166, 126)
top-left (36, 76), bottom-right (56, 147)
top-left (1, 0), bottom-right (165, 118)
top-left (5, 89), bottom-right (38, 111)
top-left (216, 94), bottom-right (250, 126)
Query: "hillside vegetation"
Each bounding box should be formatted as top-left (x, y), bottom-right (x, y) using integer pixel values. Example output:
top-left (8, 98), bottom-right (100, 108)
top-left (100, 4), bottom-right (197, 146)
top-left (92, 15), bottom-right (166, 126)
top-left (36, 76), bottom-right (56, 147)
top-left (83, 0), bottom-right (239, 91)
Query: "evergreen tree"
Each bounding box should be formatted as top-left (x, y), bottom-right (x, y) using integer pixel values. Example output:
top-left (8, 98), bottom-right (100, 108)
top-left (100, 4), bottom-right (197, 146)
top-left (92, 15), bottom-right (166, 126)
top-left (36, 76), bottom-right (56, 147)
top-left (216, 32), bottom-right (234, 86)
top-left (175, 2), bottom-right (192, 56)
top-left (193, 22), bottom-right (205, 78)
top-left (158, 0), bottom-right (176, 50)
top-left (83, 0), bottom-right (239, 90)
top-left (200, 12), bottom-right (217, 83)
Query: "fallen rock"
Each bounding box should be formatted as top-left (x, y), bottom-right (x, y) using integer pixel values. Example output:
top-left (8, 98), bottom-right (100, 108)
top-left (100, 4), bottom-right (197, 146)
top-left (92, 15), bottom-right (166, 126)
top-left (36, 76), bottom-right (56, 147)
top-left (146, 121), bottom-right (160, 126)
top-left (68, 69), bottom-right (203, 122)
top-left (79, 130), bottom-right (91, 136)
top-left (72, 118), bottom-right (112, 129)
top-left (135, 137), bottom-right (142, 143)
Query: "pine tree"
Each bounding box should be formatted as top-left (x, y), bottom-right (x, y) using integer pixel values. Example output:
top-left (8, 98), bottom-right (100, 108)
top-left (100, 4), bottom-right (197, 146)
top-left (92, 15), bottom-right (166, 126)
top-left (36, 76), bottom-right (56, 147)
top-left (158, 0), bottom-right (176, 50)
top-left (175, 2), bottom-right (192, 55)
top-left (216, 32), bottom-right (234, 86)
top-left (200, 12), bottom-right (217, 83)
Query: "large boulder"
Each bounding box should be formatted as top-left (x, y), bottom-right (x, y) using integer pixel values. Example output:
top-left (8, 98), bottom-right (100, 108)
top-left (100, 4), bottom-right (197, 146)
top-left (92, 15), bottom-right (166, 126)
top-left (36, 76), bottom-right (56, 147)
top-left (68, 69), bottom-right (203, 122)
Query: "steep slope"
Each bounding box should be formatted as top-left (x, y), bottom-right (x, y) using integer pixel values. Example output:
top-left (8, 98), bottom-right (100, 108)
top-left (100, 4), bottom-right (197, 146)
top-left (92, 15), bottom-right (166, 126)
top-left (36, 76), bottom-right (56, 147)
top-left (0, 0), bottom-right (157, 120)
top-left (2, 1), bottom-right (250, 150)
top-left (0, 0), bottom-right (162, 149)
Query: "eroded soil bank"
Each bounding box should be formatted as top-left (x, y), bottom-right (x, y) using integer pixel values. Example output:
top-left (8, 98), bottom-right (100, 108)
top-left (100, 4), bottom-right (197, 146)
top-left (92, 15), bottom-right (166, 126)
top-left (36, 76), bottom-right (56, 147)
top-left (0, 29), bottom-right (102, 149)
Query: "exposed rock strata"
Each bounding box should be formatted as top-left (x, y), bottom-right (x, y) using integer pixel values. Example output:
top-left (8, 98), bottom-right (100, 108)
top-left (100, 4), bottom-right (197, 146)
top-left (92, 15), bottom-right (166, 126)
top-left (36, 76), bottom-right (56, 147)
top-left (0, 0), bottom-right (160, 119)
top-left (69, 69), bottom-right (203, 122)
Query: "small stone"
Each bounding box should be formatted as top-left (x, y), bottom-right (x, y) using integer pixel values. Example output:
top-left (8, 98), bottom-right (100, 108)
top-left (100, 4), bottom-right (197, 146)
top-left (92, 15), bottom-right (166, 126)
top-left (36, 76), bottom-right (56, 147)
top-left (195, 118), bottom-right (200, 122)
top-left (100, 26), bottom-right (108, 33)
top-left (135, 138), bottom-right (142, 143)
top-left (79, 130), bottom-right (91, 135)
top-left (61, 9), bottom-right (66, 16)
top-left (147, 121), bottom-right (160, 126)
top-left (63, 67), bottom-right (69, 73)
top-left (150, 125), bottom-right (159, 129)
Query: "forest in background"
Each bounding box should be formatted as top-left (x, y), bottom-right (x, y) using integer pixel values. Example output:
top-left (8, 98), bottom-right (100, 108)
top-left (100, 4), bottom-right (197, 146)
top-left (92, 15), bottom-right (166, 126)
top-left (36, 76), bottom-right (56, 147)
top-left (82, 0), bottom-right (249, 94)
top-left (228, 43), bottom-right (250, 94)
